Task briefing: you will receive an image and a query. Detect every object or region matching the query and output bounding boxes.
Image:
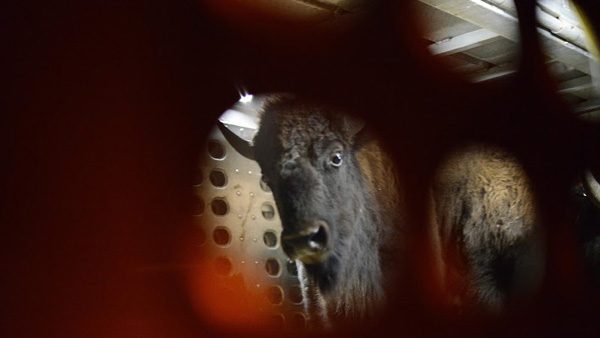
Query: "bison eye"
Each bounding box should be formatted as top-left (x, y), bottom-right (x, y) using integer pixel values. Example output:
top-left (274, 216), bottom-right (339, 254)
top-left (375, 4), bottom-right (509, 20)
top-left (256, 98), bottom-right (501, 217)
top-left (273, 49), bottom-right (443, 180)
top-left (330, 152), bottom-right (343, 167)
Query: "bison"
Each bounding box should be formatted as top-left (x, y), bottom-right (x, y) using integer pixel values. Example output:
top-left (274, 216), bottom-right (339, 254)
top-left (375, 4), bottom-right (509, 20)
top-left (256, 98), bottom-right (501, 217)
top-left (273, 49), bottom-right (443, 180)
top-left (219, 95), bottom-right (403, 328)
top-left (431, 145), bottom-right (545, 312)
top-left (218, 95), bottom-right (546, 327)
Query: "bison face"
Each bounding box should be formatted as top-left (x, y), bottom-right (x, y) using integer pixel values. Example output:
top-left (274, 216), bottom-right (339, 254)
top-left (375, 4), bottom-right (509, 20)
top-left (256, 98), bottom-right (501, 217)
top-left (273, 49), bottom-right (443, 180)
top-left (251, 98), bottom-right (367, 292)
top-left (261, 140), bottom-right (348, 263)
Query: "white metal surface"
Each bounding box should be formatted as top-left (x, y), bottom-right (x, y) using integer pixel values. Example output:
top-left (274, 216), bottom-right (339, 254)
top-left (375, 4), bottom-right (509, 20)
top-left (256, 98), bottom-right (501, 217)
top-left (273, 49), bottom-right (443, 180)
top-left (195, 122), bottom-right (307, 329)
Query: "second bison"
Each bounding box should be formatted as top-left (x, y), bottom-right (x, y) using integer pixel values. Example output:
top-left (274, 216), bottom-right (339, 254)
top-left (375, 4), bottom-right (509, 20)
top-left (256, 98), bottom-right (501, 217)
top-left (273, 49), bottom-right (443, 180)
top-left (431, 145), bottom-right (545, 312)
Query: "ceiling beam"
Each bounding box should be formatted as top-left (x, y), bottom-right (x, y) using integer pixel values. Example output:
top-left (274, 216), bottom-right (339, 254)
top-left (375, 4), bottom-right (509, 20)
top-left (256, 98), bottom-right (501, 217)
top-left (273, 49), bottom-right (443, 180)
top-left (429, 28), bottom-right (500, 55)
top-left (418, 0), bottom-right (593, 74)
top-left (576, 98), bottom-right (600, 121)
top-left (558, 75), bottom-right (593, 96)
top-left (471, 63), bottom-right (515, 82)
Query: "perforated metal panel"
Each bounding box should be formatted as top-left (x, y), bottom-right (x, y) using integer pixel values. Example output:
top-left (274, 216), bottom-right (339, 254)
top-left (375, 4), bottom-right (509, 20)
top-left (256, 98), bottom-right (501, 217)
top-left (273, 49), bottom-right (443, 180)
top-left (194, 122), bottom-right (307, 329)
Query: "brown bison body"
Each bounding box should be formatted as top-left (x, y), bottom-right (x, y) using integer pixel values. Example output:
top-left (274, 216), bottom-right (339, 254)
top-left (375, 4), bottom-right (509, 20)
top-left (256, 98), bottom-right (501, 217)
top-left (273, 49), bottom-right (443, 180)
top-left (432, 145), bottom-right (545, 311)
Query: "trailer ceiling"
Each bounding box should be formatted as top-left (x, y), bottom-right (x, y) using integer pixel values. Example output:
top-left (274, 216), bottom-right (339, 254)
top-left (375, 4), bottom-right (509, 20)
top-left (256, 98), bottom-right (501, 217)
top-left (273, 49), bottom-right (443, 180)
top-left (214, 0), bottom-right (600, 116)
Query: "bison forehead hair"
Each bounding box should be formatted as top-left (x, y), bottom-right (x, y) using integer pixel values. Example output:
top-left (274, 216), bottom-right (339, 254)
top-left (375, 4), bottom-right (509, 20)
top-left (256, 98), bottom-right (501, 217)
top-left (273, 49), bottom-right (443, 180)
top-left (259, 96), bottom-right (355, 153)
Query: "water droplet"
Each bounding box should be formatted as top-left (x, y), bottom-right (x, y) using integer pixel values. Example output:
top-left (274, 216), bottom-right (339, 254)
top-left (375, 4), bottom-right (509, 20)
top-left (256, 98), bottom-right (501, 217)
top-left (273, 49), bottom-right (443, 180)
top-left (252, 238), bottom-right (257, 242)
top-left (241, 260), bottom-right (245, 264)
top-left (235, 191), bottom-right (241, 196)
top-left (256, 284), bottom-right (261, 288)
top-left (249, 192), bottom-right (255, 197)
top-left (254, 260), bottom-right (259, 265)
top-left (248, 170), bottom-right (252, 175)
top-left (234, 168), bottom-right (240, 173)
top-left (237, 214), bottom-right (243, 219)
top-left (251, 215), bottom-right (256, 220)
top-left (239, 236), bottom-right (245, 241)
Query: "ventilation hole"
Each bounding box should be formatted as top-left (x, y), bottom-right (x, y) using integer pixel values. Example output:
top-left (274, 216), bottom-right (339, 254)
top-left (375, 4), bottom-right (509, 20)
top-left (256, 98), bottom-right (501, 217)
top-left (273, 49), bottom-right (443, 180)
top-left (212, 226), bottom-right (231, 246)
top-left (289, 312), bottom-right (307, 329)
top-left (261, 202), bottom-right (275, 220)
top-left (263, 230), bottom-right (278, 248)
top-left (214, 256), bottom-right (232, 276)
top-left (286, 260), bottom-right (298, 276)
top-left (211, 198), bottom-right (228, 216)
top-left (260, 176), bottom-right (271, 192)
top-left (288, 285), bottom-right (303, 304)
top-left (209, 169), bottom-right (227, 187)
top-left (194, 168), bottom-right (203, 186)
top-left (193, 195), bottom-right (205, 215)
top-left (269, 313), bottom-right (285, 330)
top-left (265, 286), bottom-right (284, 305)
top-left (207, 140), bottom-right (225, 159)
top-left (265, 258), bottom-right (280, 277)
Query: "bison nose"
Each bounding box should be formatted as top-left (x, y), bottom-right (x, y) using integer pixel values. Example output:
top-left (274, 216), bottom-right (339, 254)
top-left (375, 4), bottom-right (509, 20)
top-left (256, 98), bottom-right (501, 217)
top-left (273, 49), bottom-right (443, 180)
top-left (281, 221), bottom-right (330, 264)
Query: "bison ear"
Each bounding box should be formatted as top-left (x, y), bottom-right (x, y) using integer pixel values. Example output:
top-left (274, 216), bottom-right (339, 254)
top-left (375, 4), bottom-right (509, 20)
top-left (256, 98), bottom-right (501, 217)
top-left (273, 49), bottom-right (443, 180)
top-left (341, 114), bottom-right (373, 149)
top-left (344, 115), bottom-right (365, 138)
top-left (217, 120), bottom-right (256, 160)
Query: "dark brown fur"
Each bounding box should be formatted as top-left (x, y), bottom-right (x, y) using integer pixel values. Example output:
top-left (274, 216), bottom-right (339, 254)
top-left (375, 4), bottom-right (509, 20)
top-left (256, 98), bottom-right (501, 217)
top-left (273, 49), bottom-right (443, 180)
top-left (252, 96), bottom-right (402, 327)
top-left (431, 145), bottom-right (545, 311)
top-left (251, 97), bottom-right (544, 325)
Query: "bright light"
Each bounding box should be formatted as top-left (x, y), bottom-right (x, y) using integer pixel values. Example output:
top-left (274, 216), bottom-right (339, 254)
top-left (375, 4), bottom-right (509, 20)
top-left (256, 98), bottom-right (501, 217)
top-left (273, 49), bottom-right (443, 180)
top-left (239, 93), bottom-right (253, 104)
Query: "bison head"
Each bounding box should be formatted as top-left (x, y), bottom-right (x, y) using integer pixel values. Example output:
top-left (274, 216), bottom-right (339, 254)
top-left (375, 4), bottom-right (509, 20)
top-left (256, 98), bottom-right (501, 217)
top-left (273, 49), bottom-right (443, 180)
top-left (219, 95), bottom-right (369, 293)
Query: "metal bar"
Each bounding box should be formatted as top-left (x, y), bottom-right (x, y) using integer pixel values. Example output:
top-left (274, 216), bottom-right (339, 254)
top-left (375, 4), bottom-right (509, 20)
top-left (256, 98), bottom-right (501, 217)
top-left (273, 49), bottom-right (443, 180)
top-left (558, 75), bottom-right (593, 95)
top-left (429, 28), bottom-right (500, 55)
top-left (576, 98), bottom-right (600, 116)
top-left (471, 63), bottom-right (516, 82)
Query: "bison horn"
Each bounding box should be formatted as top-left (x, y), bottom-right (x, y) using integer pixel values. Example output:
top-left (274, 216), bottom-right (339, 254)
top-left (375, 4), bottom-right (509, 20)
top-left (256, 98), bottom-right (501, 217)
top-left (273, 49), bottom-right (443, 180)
top-left (583, 169), bottom-right (600, 208)
top-left (216, 120), bottom-right (256, 160)
top-left (343, 115), bottom-right (365, 138)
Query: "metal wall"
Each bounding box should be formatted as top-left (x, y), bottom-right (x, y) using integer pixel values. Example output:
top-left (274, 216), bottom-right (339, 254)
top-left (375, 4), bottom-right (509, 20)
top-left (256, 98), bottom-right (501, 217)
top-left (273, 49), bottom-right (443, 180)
top-left (194, 123), bottom-right (307, 329)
